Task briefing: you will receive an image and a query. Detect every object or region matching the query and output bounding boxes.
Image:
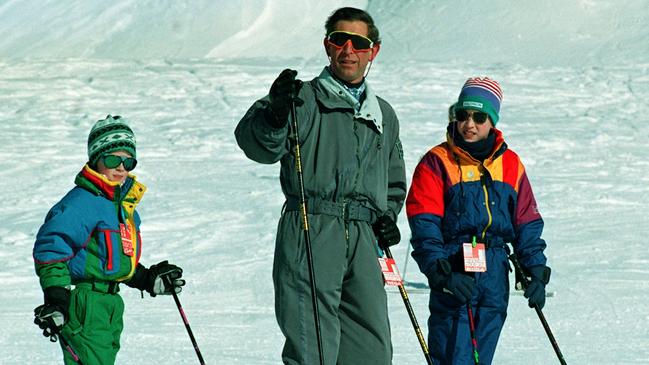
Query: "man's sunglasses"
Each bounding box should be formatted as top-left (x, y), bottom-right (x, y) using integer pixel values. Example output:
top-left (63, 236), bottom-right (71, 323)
top-left (101, 154), bottom-right (137, 171)
top-left (326, 31), bottom-right (374, 52)
top-left (455, 109), bottom-right (490, 125)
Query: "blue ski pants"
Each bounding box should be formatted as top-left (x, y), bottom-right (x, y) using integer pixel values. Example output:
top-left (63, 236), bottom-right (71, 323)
top-left (427, 247), bottom-right (510, 365)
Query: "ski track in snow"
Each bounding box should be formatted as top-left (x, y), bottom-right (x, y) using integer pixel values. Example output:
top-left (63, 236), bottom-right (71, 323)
top-left (1, 59), bottom-right (649, 364)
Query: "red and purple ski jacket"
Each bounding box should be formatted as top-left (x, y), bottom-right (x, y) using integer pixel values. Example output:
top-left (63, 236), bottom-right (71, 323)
top-left (406, 128), bottom-right (547, 278)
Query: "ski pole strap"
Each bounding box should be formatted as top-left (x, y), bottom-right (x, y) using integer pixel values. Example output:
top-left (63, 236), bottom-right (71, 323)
top-left (285, 197), bottom-right (377, 223)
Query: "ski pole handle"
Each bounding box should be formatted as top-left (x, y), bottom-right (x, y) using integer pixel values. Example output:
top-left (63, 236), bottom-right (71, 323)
top-left (384, 248), bottom-right (434, 365)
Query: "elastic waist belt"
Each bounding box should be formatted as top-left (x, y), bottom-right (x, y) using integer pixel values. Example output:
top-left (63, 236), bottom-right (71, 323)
top-left (75, 281), bottom-right (120, 294)
top-left (285, 198), bottom-right (378, 223)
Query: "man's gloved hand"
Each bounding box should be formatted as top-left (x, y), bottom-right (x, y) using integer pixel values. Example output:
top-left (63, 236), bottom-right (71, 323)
top-left (524, 265), bottom-right (551, 309)
top-left (428, 259), bottom-right (475, 304)
top-left (372, 215), bottom-right (401, 250)
top-left (267, 68), bottom-right (302, 128)
top-left (145, 260), bottom-right (185, 297)
top-left (34, 286), bottom-right (70, 339)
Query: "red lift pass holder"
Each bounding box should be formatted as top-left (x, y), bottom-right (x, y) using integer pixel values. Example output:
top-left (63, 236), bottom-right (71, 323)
top-left (119, 223), bottom-right (134, 257)
top-left (379, 257), bottom-right (403, 286)
top-left (463, 241), bottom-right (487, 272)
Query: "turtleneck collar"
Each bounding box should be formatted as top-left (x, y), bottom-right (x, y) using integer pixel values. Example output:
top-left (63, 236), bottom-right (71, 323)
top-left (326, 66), bottom-right (366, 104)
top-left (447, 123), bottom-right (497, 162)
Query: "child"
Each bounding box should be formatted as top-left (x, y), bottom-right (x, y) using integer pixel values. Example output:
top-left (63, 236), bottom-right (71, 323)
top-left (406, 78), bottom-right (551, 364)
top-left (33, 115), bottom-right (185, 365)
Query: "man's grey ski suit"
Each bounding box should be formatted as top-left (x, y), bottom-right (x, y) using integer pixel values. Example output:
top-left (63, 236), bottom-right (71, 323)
top-left (235, 68), bottom-right (407, 365)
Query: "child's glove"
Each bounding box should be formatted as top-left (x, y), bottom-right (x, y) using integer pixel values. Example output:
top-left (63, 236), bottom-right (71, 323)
top-left (428, 258), bottom-right (475, 304)
top-left (523, 265), bottom-right (551, 309)
top-left (126, 261), bottom-right (186, 297)
top-left (145, 260), bottom-right (185, 297)
top-left (34, 286), bottom-right (70, 339)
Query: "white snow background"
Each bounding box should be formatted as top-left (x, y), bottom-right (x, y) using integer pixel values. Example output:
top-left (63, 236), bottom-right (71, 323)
top-left (1, 0), bottom-right (648, 364)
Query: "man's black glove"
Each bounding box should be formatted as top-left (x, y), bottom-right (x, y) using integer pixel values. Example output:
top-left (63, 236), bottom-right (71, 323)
top-left (372, 215), bottom-right (401, 250)
top-left (523, 265), bottom-right (551, 309)
top-left (428, 259), bottom-right (475, 304)
top-left (267, 68), bottom-right (302, 128)
top-left (34, 286), bottom-right (70, 339)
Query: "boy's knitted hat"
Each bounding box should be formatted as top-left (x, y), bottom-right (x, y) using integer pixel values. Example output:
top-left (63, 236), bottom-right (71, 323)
top-left (87, 115), bottom-right (136, 165)
top-left (456, 77), bottom-right (503, 125)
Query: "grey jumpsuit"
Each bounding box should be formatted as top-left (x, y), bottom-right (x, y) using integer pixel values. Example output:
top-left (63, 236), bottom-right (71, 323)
top-left (235, 67), bottom-right (407, 365)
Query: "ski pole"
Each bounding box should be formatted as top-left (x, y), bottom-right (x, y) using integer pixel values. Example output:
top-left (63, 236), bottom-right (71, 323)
top-left (384, 247), bottom-right (434, 365)
top-left (57, 334), bottom-right (83, 364)
top-left (288, 83), bottom-right (325, 365)
top-left (164, 276), bottom-right (206, 365)
top-left (466, 304), bottom-right (480, 364)
top-left (508, 254), bottom-right (567, 365)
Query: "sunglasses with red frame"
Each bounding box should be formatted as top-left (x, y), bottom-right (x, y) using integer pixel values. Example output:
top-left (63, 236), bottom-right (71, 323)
top-left (326, 31), bottom-right (374, 52)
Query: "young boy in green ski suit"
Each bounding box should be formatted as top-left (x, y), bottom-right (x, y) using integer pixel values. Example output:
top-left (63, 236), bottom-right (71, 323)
top-left (33, 115), bottom-right (186, 365)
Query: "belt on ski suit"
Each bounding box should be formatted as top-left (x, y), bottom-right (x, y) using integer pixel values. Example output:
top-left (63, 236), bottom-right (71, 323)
top-left (75, 281), bottom-right (120, 294)
top-left (284, 197), bottom-right (378, 223)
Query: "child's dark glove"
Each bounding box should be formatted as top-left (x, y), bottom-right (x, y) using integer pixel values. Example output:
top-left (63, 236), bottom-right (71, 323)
top-left (523, 265), bottom-right (551, 309)
top-left (428, 259), bottom-right (475, 304)
top-left (145, 260), bottom-right (185, 297)
top-left (372, 215), bottom-right (401, 250)
top-left (34, 286), bottom-right (70, 339)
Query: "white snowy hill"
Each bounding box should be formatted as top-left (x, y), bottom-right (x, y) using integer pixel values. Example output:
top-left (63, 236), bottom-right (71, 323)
top-left (1, 1), bottom-right (648, 364)
top-left (1, 0), bottom-right (647, 66)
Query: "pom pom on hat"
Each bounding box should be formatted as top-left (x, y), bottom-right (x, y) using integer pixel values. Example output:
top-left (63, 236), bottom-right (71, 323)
top-left (87, 115), bottom-right (136, 165)
top-left (456, 77), bottom-right (503, 125)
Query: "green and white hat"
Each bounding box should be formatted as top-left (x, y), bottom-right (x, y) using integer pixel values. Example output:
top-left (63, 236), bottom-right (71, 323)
top-left (87, 115), bottom-right (136, 165)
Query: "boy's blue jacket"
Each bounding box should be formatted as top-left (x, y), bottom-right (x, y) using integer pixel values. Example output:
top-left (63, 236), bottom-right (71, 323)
top-left (33, 165), bottom-right (146, 289)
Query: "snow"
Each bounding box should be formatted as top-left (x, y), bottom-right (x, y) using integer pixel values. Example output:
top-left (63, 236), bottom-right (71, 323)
top-left (1, 1), bottom-right (648, 364)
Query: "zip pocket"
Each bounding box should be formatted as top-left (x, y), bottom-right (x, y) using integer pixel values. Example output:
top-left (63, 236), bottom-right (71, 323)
top-left (103, 230), bottom-right (114, 271)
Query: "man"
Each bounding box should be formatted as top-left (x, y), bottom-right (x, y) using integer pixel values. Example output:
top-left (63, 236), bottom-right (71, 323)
top-left (234, 7), bottom-right (407, 365)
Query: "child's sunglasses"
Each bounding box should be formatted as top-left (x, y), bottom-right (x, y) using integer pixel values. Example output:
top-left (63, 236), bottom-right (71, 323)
top-left (101, 154), bottom-right (137, 171)
top-left (455, 109), bottom-right (490, 125)
top-left (326, 31), bottom-right (374, 52)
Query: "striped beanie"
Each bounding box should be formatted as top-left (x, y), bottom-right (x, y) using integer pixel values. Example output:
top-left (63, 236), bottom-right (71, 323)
top-left (456, 77), bottom-right (503, 125)
top-left (87, 115), bottom-right (136, 165)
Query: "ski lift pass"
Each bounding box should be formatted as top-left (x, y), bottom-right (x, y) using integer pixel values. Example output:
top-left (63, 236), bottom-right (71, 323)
top-left (463, 243), bottom-right (487, 272)
top-left (120, 223), bottom-right (134, 257)
top-left (378, 257), bottom-right (403, 286)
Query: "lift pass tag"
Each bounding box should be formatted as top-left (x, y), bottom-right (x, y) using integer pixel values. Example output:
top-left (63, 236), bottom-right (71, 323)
top-left (119, 223), bottom-right (134, 257)
top-left (378, 257), bottom-right (403, 286)
top-left (463, 243), bottom-right (487, 272)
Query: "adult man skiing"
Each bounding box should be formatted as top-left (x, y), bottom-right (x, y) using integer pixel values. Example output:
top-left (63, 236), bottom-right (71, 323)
top-left (234, 7), bottom-right (406, 365)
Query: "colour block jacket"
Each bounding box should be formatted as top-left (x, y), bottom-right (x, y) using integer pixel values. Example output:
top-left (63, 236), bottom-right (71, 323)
top-left (33, 165), bottom-right (146, 289)
top-left (235, 67), bottom-right (407, 221)
top-left (406, 127), bottom-right (547, 278)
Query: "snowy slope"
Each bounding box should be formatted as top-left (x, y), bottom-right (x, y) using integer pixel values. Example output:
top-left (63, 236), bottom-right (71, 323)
top-left (1, 0), bottom-right (647, 66)
top-left (1, 1), bottom-right (649, 364)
